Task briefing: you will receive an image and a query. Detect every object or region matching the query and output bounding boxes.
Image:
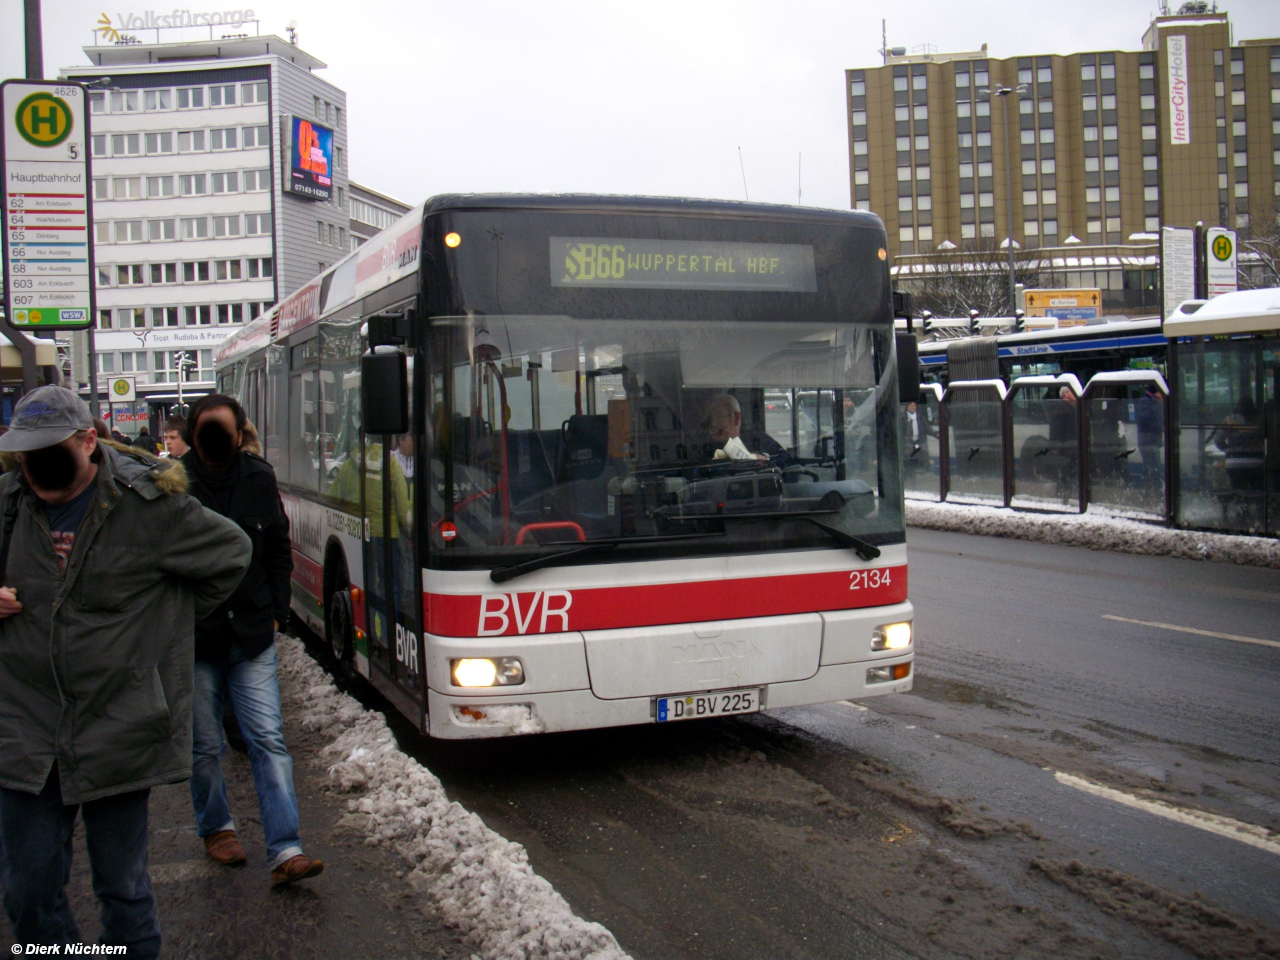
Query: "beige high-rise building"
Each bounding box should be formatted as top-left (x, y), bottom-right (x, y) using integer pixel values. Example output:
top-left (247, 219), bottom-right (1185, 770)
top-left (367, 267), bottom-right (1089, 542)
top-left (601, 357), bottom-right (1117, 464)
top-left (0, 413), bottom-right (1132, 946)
top-left (846, 7), bottom-right (1279, 313)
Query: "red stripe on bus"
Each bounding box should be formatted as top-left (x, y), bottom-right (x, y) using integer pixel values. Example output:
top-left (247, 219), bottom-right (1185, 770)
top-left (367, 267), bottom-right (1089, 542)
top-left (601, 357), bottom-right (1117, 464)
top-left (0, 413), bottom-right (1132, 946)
top-left (291, 550), bottom-right (323, 599)
top-left (423, 565), bottom-right (907, 638)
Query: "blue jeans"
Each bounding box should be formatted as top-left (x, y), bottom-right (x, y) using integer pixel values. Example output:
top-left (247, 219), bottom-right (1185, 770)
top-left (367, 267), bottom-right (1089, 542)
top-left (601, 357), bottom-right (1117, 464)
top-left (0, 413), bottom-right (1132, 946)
top-left (190, 642), bottom-right (304, 868)
top-left (0, 767), bottom-right (160, 959)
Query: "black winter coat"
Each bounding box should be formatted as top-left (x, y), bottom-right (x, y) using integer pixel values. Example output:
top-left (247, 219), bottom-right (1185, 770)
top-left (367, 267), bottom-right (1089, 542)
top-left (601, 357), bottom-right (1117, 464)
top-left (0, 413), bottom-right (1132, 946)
top-left (181, 451), bottom-right (292, 662)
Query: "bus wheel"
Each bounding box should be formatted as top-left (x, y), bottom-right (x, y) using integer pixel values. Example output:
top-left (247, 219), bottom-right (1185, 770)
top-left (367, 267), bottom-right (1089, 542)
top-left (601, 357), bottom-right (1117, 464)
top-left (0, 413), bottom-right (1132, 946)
top-left (327, 583), bottom-right (354, 664)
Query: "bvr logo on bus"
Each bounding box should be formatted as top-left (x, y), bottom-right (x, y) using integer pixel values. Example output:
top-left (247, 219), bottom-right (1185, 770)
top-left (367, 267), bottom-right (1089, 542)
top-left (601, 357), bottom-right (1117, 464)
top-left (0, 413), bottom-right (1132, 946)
top-left (15, 92), bottom-right (74, 148)
top-left (1211, 234), bottom-right (1233, 262)
top-left (478, 591), bottom-right (573, 636)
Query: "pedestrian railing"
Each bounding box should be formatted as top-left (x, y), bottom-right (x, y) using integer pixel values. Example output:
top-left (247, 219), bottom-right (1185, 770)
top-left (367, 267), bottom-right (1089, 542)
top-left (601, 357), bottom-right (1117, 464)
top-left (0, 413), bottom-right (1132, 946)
top-left (903, 371), bottom-right (1173, 524)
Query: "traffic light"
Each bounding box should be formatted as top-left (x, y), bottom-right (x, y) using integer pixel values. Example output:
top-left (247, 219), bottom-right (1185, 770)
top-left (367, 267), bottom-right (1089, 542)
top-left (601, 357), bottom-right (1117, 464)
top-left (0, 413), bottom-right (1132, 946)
top-left (1014, 309), bottom-right (1026, 333)
top-left (968, 309), bottom-right (980, 335)
top-left (921, 310), bottom-right (934, 335)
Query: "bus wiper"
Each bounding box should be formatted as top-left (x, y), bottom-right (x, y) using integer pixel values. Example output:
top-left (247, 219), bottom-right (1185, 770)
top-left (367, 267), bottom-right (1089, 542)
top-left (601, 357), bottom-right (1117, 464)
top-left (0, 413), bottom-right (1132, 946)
top-left (490, 533), bottom-right (723, 583)
top-left (661, 510), bottom-right (882, 562)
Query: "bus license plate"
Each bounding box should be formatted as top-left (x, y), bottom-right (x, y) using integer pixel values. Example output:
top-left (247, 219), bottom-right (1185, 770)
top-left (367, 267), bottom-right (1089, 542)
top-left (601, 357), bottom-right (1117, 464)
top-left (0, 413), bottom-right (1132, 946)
top-left (655, 689), bottom-right (759, 723)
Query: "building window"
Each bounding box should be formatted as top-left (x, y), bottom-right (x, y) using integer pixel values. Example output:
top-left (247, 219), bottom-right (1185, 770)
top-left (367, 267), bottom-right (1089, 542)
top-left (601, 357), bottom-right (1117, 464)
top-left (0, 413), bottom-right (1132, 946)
top-left (961, 224), bottom-right (976, 239)
top-left (1024, 221), bottom-right (1039, 236)
top-left (852, 110), bottom-right (867, 126)
top-left (244, 213), bottom-right (271, 236)
top-left (1145, 216), bottom-right (1160, 232)
top-left (209, 83), bottom-right (236, 107)
top-left (246, 257), bottom-right (273, 279)
top-left (216, 303), bottom-right (243, 324)
top-left (89, 92), bottom-right (105, 114)
top-left (111, 134), bottom-right (140, 156)
top-left (150, 263), bottom-right (178, 284)
top-left (113, 177), bottom-right (142, 200)
top-left (151, 307), bottom-right (179, 328)
top-left (183, 261), bottom-right (210, 283)
top-left (1142, 125), bottom-right (1157, 140)
top-left (177, 87), bottom-right (204, 109)
top-left (100, 353), bottom-right (115, 374)
top-left (243, 169), bottom-right (270, 191)
top-left (147, 219), bottom-right (176, 241)
top-left (115, 220), bottom-right (143, 243)
top-left (1042, 189), bottom-right (1056, 205)
top-left (178, 130), bottom-right (206, 152)
top-left (144, 132), bottom-right (173, 155)
top-left (976, 132), bottom-right (991, 147)
top-left (979, 193), bottom-right (994, 207)
top-left (109, 90), bottom-right (139, 112)
top-left (898, 197), bottom-right (913, 212)
top-left (242, 125), bottom-right (270, 148)
top-left (1102, 125), bottom-right (1118, 140)
top-left (91, 135), bottom-right (107, 157)
top-left (214, 259), bottom-right (242, 281)
top-left (1043, 220), bottom-right (1058, 235)
top-left (242, 81), bottom-right (269, 104)
top-left (900, 227), bottom-right (914, 242)
top-left (1235, 182), bottom-right (1248, 198)
top-left (147, 175), bottom-right (175, 198)
top-left (979, 223), bottom-right (995, 237)
top-left (144, 89), bottom-right (171, 111)
top-left (179, 174), bottom-right (207, 196)
top-left (116, 264), bottom-right (143, 285)
top-left (181, 217), bottom-right (209, 240)
top-left (98, 309), bottom-right (113, 329)
top-left (96, 266), bottom-right (111, 286)
top-left (92, 178), bottom-right (109, 201)
top-left (94, 222), bottom-right (110, 244)
top-left (212, 215), bottom-right (241, 237)
top-left (210, 128), bottom-right (238, 150)
top-left (183, 305), bottom-right (213, 326)
top-left (211, 172), bottom-right (239, 194)
top-left (960, 194), bottom-right (975, 209)
top-left (1084, 127), bottom-right (1098, 141)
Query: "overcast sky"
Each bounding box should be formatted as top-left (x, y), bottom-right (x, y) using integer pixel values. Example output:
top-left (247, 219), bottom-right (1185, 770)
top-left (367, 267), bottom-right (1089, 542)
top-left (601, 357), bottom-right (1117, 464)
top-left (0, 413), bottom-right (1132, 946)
top-left (3, 0), bottom-right (1278, 211)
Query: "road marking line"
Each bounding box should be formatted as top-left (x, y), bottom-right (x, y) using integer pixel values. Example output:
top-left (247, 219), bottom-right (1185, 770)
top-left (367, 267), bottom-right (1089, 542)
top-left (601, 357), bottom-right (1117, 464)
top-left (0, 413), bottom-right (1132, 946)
top-left (1054, 772), bottom-right (1280, 857)
top-left (1102, 615), bottom-right (1280, 650)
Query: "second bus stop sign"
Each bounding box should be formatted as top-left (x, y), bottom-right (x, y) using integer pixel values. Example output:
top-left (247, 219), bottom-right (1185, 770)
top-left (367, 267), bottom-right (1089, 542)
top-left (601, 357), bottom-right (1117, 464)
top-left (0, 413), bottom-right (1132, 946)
top-left (1, 80), bottom-right (96, 330)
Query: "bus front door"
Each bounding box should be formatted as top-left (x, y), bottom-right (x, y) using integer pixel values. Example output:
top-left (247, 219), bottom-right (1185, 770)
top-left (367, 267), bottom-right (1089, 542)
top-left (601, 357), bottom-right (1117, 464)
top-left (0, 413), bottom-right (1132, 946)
top-left (364, 356), bottom-right (425, 727)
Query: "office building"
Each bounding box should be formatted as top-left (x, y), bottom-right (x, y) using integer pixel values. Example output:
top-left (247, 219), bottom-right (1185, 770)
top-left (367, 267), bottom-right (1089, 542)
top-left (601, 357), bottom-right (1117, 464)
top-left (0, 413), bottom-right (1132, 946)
top-left (349, 182), bottom-right (413, 250)
top-left (60, 33), bottom-right (350, 424)
top-left (846, 7), bottom-right (1279, 312)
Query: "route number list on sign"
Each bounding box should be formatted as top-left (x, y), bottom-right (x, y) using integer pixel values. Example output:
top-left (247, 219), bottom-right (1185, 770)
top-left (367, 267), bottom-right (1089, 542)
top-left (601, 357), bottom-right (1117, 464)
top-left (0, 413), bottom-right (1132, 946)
top-left (2, 81), bottom-right (95, 329)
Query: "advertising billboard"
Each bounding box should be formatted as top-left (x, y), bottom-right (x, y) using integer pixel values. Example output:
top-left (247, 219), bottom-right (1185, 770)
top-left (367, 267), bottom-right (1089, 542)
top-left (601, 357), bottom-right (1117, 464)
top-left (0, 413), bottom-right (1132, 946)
top-left (288, 116), bottom-right (332, 201)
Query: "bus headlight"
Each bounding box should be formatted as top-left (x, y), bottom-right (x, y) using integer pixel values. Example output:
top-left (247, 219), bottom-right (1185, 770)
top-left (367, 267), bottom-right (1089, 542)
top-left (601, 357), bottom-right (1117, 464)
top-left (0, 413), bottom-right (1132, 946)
top-left (872, 622), bottom-right (912, 651)
top-left (452, 657), bottom-right (525, 687)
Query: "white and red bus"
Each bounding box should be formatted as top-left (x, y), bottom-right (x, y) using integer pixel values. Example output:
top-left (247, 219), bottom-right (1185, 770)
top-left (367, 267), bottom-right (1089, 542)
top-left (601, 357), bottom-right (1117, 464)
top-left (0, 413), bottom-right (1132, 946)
top-left (216, 195), bottom-right (916, 738)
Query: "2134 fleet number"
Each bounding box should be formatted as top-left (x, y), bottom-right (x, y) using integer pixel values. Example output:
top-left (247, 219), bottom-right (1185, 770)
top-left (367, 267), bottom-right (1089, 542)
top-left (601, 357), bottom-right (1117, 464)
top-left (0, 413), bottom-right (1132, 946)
top-left (849, 568), bottom-right (892, 590)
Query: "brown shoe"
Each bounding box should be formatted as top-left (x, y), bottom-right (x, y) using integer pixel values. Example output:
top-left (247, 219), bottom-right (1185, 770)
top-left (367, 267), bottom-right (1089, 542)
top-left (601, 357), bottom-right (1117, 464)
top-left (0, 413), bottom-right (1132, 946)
top-left (270, 854), bottom-right (324, 886)
top-left (203, 830), bottom-right (247, 865)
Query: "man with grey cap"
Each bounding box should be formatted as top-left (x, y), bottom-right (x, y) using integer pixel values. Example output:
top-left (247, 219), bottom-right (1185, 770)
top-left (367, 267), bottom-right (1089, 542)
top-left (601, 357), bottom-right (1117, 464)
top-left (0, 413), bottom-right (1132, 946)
top-left (0, 386), bottom-right (251, 957)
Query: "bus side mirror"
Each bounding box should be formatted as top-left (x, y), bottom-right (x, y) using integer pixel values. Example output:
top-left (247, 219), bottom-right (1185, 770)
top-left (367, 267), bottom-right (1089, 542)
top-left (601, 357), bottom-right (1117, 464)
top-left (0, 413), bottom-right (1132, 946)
top-left (896, 332), bottom-right (920, 403)
top-left (362, 349), bottom-right (408, 435)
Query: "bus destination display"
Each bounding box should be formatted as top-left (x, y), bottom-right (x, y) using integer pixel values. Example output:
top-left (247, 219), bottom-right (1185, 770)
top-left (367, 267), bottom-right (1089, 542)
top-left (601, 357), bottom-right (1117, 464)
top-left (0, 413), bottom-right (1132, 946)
top-left (551, 237), bottom-right (817, 292)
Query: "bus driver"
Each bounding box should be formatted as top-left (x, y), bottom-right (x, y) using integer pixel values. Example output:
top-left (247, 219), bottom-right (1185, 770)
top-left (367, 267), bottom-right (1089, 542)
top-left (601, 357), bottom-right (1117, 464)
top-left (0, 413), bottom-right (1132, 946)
top-left (704, 393), bottom-right (788, 463)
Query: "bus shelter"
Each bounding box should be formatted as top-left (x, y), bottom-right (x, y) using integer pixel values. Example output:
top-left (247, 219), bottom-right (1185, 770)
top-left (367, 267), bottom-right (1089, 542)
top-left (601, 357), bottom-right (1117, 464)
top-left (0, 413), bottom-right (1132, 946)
top-left (939, 379), bottom-right (1010, 507)
top-left (1079, 371), bottom-right (1169, 522)
top-left (901, 383), bottom-right (943, 502)
top-left (1166, 289), bottom-right (1280, 536)
top-left (1007, 374), bottom-right (1084, 513)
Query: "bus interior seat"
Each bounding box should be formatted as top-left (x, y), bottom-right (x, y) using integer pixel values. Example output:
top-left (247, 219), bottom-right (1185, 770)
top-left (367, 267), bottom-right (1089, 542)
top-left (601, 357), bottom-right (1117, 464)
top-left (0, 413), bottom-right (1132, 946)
top-left (559, 415), bottom-right (610, 482)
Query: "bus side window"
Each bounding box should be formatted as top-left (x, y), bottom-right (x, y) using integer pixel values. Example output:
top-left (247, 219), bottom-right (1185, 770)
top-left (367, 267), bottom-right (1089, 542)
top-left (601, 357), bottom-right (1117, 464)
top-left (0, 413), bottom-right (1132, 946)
top-left (266, 345), bottom-right (288, 482)
top-left (320, 316), bottom-right (362, 502)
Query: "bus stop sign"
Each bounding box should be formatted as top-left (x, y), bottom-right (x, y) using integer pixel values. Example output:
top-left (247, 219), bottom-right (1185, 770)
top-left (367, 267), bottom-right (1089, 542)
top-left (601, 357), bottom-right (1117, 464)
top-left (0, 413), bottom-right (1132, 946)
top-left (1, 80), bottom-right (97, 330)
top-left (1206, 227), bottom-right (1237, 298)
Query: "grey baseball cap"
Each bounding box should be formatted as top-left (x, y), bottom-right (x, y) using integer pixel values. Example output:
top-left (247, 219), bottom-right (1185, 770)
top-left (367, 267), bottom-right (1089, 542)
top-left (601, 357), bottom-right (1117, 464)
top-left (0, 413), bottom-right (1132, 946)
top-left (0, 385), bottom-right (95, 453)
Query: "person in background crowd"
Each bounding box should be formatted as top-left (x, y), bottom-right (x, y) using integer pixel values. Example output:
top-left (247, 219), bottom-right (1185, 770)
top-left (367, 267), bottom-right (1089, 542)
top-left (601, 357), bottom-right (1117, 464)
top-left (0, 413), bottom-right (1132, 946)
top-left (179, 395), bottom-right (322, 886)
top-left (109, 425), bottom-right (129, 445)
top-left (92, 420), bottom-right (111, 441)
top-left (132, 426), bottom-right (161, 456)
top-left (0, 386), bottom-right (251, 957)
top-left (163, 417), bottom-right (189, 458)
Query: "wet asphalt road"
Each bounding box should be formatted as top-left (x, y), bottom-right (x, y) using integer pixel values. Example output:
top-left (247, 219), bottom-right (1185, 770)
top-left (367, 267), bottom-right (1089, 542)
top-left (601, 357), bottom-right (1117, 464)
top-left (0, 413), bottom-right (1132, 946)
top-left (404, 528), bottom-right (1280, 960)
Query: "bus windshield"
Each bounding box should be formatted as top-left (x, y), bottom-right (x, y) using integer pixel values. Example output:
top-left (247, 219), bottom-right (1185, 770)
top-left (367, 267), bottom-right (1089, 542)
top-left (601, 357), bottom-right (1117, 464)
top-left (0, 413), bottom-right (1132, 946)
top-left (427, 314), bottom-right (904, 567)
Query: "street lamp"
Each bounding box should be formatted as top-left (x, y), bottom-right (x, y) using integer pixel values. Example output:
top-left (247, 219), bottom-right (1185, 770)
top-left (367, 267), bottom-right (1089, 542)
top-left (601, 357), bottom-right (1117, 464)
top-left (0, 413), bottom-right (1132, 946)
top-left (978, 83), bottom-right (1029, 316)
top-left (175, 351), bottom-right (198, 414)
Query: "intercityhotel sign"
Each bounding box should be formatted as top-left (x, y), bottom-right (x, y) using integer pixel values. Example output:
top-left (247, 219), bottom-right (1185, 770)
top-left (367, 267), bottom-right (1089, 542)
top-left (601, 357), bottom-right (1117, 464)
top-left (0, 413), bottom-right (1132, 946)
top-left (1166, 35), bottom-right (1191, 145)
top-left (97, 8), bottom-right (257, 37)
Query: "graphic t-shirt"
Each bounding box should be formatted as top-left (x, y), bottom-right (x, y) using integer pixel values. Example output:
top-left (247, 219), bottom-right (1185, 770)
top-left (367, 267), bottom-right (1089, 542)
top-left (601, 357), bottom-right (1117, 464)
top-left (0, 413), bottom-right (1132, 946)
top-left (44, 483), bottom-right (96, 573)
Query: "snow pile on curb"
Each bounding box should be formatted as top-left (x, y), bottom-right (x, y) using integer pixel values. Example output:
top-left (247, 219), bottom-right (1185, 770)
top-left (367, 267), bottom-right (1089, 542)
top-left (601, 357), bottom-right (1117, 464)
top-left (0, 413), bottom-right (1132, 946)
top-left (906, 499), bottom-right (1280, 568)
top-left (275, 636), bottom-right (629, 960)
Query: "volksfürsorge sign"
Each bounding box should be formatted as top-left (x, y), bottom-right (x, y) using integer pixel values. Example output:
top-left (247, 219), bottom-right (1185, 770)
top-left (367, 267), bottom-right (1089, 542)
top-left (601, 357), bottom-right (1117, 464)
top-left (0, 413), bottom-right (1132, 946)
top-left (1, 80), bottom-right (96, 329)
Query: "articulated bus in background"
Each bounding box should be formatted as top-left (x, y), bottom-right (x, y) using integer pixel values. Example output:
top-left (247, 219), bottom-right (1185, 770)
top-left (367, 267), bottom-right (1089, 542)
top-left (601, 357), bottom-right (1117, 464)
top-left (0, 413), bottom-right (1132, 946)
top-left (918, 318), bottom-right (1168, 388)
top-left (216, 195), bottom-right (916, 739)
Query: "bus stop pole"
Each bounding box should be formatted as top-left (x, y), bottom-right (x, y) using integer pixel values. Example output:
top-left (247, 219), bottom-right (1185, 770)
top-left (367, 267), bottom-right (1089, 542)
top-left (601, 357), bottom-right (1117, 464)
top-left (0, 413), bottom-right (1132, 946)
top-left (25, 0), bottom-right (44, 80)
